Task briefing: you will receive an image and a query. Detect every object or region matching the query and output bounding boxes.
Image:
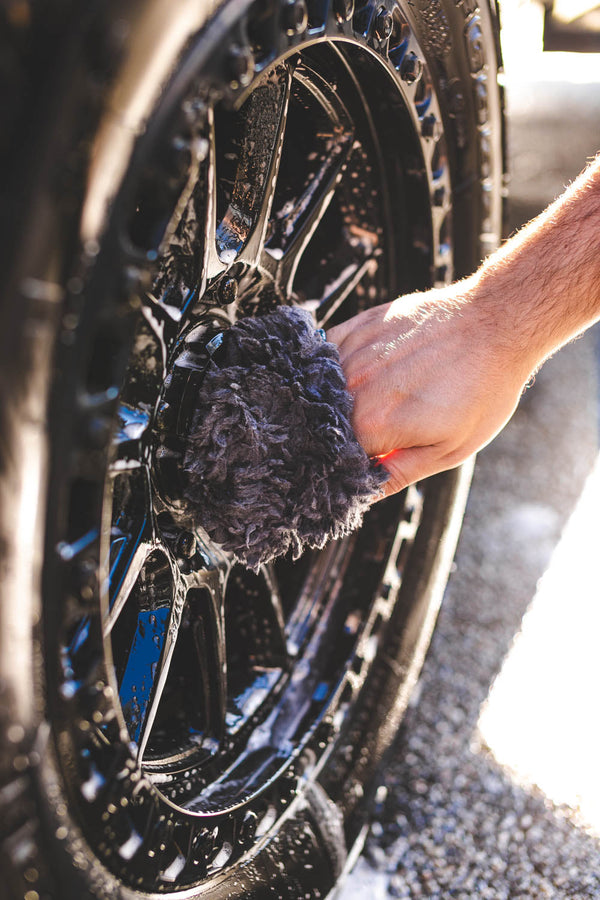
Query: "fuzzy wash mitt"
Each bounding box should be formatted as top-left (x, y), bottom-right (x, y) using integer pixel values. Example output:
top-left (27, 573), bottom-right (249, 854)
top-left (181, 306), bottom-right (387, 569)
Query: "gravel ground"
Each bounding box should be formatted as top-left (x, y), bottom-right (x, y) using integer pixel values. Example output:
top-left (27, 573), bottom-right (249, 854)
top-left (339, 8), bottom-right (600, 899)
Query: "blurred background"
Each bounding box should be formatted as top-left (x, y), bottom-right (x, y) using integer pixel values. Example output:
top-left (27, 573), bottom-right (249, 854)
top-left (340, 1), bottom-right (600, 896)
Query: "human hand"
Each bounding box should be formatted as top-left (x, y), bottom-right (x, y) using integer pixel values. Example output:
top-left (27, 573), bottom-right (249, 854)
top-left (328, 283), bottom-right (531, 498)
top-left (328, 156), bottom-right (600, 498)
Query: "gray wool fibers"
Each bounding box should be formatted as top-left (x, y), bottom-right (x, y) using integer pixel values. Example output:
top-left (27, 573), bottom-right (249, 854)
top-left (182, 306), bottom-right (388, 569)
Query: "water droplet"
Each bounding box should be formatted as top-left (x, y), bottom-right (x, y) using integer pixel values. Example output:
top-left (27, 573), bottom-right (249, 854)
top-left (220, 248), bottom-right (237, 265)
top-left (161, 854), bottom-right (186, 882)
top-left (81, 766), bottom-right (105, 802)
top-left (7, 724), bottom-right (25, 743)
top-left (211, 842), bottom-right (233, 870)
top-left (118, 831), bottom-right (143, 860)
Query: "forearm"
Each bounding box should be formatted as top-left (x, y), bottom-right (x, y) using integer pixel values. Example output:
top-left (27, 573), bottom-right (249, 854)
top-left (469, 154), bottom-right (600, 381)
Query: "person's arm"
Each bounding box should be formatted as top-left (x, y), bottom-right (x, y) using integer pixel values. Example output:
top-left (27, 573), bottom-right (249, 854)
top-left (328, 155), bottom-right (600, 497)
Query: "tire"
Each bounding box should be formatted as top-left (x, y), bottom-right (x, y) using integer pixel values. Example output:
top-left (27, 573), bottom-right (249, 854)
top-left (0, 1), bottom-right (505, 898)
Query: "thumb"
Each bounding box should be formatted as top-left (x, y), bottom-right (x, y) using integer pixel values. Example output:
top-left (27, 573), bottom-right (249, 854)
top-left (376, 446), bottom-right (448, 497)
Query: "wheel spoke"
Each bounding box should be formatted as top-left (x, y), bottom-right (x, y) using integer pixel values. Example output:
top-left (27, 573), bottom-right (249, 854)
top-left (215, 68), bottom-right (293, 267)
top-left (189, 558), bottom-right (228, 740)
top-left (240, 67), bottom-right (293, 265)
top-left (160, 134), bottom-right (210, 255)
top-left (285, 539), bottom-right (351, 657)
top-left (118, 602), bottom-right (174, 750)
top-left (134, 585), bottom-right (184, 761)
top-left (136, 585), bottom-right (228, 762)
top-left (201, 103), bottom-right (224, 283)
top-left (248, 537), bottom-right (356, 753)
top-left (277, 144), bottom-right (353, 292)
top-left (104, 463), bottom-right (155, 635)
top-left (261, 562), bottom-right (286, 644)
top-left (266, 74), bottom-right (355, 292)
top-left (306, 256), bottom-right (378, 329)
top-left (184, 586), bottom-right (228, 748)
top-left (138, 291), bottom-right (184, 364)
top-left (104, 534), bottom-right (155, 636)
top-left (108, 404), bottom-right (152, 476)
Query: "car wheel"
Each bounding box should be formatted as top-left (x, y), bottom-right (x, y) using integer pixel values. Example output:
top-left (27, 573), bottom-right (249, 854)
top-left (0, 1), bottom-right (505, 897)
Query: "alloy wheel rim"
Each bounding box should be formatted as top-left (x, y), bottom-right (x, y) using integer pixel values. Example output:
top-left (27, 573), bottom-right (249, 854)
top-left (50, 2), bottom-right (452, 891)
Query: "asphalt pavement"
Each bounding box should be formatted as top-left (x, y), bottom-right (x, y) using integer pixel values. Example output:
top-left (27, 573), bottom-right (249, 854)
top-left (339, 7), bottom-right (600, 898)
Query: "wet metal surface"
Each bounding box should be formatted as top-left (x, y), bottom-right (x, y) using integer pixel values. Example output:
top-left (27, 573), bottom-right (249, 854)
top-left (29, 2), bottom-right (467, 894)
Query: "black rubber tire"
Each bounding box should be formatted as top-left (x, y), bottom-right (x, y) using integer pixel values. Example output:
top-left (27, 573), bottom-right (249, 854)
top-left (0, 2), bottom-right (505, 898)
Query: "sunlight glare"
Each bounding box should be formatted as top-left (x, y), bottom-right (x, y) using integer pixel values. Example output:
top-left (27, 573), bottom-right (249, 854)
top-left (500, 0), bottom-right (600, 85)
top-left (477, 453), bottom-right (600, 835)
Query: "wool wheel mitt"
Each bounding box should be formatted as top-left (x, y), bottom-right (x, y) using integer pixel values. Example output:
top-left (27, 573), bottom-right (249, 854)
top-left (181, 306), bottom-right (388, 569)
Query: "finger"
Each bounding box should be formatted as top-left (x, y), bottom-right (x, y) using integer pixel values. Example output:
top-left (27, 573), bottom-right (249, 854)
top-left (375, 446), bottom-right (452, 498)
top-left (327, 303), bottom-right (390, 355)
top-left (349, 384), bottom-right (419, 458)
top-left (326, 320), bottom-right (352, 348)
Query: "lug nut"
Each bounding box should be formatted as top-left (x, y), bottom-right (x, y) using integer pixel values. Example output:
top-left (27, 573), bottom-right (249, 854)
top-left (218, 275), bottom-right (238, 305)
top-left (400, 51), bottom-right (423, 84)
top-left (333, 0), bottom-right (354, 23)
top-left (176, 532), bottom-right (197, 559)
top-left (282, 0), bottom-right (308, 35)
top-left (73, 559), bottom-right (97, 602)
top-left (239, 811), bottom-right (258, 846)
top-left (182, 96), bottom-right (207, 128)
top-left (421, 113), bottom-right (437, 138)
top-left (374, 7), bottom-right (393, 41)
